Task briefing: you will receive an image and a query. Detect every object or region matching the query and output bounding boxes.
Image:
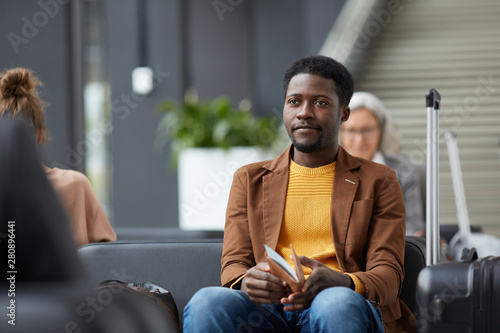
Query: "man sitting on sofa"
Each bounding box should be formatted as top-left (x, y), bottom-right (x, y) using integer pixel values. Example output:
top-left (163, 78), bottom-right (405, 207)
top-left (183, 55), bottom-right (414, 333)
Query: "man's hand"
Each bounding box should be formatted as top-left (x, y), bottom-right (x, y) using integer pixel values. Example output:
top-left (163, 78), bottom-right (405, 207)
top-left (280, 255), bottom-right (354, 311)
top-left (241, 262), bottom-right (291, 304)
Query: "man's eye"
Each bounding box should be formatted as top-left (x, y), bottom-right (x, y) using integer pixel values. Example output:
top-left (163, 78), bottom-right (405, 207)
top-left (316, 100), bottom-right (327, 106)
top-left (288, 99), bottom-right (299, 105)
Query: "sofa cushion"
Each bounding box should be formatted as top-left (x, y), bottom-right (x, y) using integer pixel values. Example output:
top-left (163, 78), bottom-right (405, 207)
top-left (77, 240), bottom-right (223, 321)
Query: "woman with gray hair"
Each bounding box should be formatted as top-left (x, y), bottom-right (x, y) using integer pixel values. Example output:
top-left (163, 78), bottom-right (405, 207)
top-left (341, 92), bottom-right (425, 236)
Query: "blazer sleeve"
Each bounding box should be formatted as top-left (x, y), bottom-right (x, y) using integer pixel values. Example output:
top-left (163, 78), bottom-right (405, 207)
top-left (220, 168), bottom-right (256, 287)
top-left (353, 167), bottom-right (406, 306)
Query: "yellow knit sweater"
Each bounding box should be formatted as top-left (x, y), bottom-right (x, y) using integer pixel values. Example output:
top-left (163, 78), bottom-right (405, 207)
top-left (277, 159), bottom-right (365, 294)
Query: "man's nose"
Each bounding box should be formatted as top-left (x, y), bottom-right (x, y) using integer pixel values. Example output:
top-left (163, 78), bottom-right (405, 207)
top-left (297, 102), bottom-right (314, 119)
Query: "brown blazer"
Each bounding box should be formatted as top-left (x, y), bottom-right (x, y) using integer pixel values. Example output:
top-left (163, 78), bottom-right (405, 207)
top-left (221, 145), bottom-right (416, 332)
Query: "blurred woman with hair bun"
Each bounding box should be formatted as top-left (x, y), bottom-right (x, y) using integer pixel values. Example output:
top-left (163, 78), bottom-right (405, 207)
top-left (0, 67), bottom-right (116, 245)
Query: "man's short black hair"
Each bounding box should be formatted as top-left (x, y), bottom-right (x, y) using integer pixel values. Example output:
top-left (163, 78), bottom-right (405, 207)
top-left (283, 55), bottom-right (354, 107)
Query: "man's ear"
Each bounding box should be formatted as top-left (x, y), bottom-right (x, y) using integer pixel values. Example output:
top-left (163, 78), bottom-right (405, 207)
top-left (340, 106), bottom-right (350, 123)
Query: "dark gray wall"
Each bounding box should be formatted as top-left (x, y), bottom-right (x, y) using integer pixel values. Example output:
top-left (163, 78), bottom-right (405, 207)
top-left (253, 0), bottom-right (345, 116)
top-left (189, 0), bottom-right (253, 102)
top-left (0, 0), bottom-right (73, 167)
top-left (108, 0), bottom-right (345, 228)
top-left (107, 0), bottom-right (182, 227)
top-left (186, 0), bottom-right (345, 116)
top-left (1, 0), bottom-right (346, 229)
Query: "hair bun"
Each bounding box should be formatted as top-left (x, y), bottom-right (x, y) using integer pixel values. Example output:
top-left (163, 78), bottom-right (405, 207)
top-left (0, 67), bottom-right (38, 100)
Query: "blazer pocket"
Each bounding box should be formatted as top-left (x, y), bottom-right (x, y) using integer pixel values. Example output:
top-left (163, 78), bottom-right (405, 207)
top-left (346, 199), bottom-right (374, 244)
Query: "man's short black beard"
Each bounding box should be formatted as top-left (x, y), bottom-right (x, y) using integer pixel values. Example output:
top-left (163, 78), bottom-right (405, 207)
top-left (292, 136), bottom-right (323, 153)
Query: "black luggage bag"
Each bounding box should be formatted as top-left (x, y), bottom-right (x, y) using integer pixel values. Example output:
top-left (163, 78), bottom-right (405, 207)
top-left (416, 89), bottom-right (500, 333)
top-left (417, 248), bottom-right (500, 332)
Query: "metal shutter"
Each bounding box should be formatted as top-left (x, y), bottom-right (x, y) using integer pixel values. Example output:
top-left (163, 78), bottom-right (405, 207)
top-left (326, 0), bottom-right (500, 235)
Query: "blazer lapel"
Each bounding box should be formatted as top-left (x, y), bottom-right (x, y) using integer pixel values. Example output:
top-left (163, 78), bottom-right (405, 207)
top-left (261, 147), bottom-right (291, 249)
top-left (331, 146), bottom-right (360, 270)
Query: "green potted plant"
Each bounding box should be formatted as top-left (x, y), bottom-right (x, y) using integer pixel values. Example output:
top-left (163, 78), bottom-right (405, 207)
top-left (155, 91), bottom-right (286, 230)
top-left (155, 92), bottom-right (283, 166)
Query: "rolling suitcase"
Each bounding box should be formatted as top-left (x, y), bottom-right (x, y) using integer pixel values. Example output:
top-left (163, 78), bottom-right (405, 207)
top-left (416, 89), bottom-right (500, 333)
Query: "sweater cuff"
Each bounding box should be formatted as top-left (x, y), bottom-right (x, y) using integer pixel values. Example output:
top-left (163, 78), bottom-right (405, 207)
top-left (230, 274), bottom-right (246, 289)
top-left (345, 273), bottom-right (366, 295)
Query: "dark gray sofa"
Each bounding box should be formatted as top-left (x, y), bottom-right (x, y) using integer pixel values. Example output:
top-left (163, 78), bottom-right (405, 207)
top-left (78, 239), bottom-right (224, 323)
top-left (77, 236), bottom-right (425, 323)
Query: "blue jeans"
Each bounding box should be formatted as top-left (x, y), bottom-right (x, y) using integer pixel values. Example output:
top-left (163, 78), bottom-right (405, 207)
top-left (183, 286), bottom-right (385, 333)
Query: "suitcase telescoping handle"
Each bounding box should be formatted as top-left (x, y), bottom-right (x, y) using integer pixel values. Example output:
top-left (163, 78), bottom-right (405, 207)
top-left (426, 88), bottom-right (441, 266)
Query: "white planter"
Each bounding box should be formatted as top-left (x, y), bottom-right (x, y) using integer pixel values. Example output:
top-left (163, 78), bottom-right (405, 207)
top-left (178, 147), bottom-right (274, 230)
